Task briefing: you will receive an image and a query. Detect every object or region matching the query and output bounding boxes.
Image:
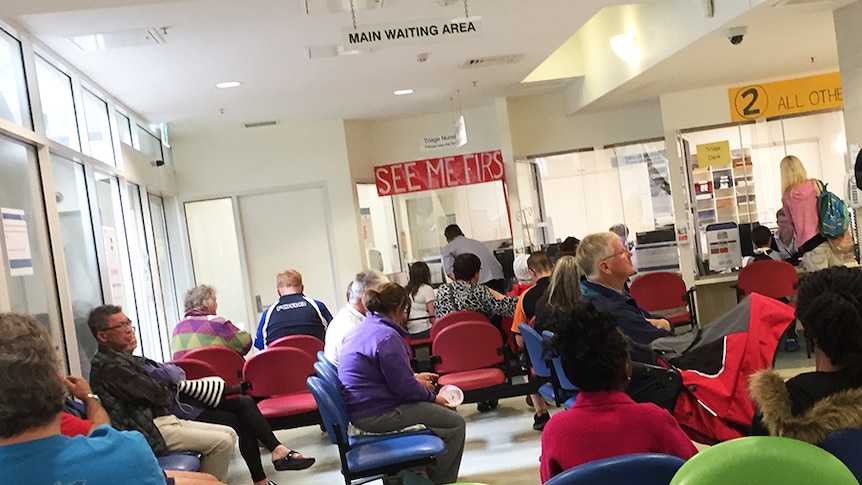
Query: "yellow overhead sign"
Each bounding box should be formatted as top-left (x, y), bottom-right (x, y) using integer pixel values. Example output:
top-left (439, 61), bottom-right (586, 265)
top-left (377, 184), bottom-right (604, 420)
top-left (696, 140), bottom-right (731, 169)
top-left (728, 72), bottom-right (842, 122)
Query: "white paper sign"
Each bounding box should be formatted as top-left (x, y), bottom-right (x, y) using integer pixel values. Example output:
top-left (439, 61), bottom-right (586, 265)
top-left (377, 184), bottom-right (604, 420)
top-left (343, 18), bottom-right (482, 49)
top-left (421, 133), bottom-right (461, 151)
top-left (102, 227), bottom-right (125, 305)
top-left (1, 208), bottom-right (33, 276)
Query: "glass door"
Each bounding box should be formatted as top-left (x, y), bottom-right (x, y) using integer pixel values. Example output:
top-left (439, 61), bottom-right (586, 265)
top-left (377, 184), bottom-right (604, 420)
top-left (51, 155), bottom-right (104, 376)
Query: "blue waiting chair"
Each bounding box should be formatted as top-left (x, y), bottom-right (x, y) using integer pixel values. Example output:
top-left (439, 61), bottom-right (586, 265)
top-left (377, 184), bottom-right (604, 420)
top-left (306, 376), bottom-right (447, 484)
top-left (542, 329), bottom-right (580, 409)
top-left (544, 453), bottom-right (685, 485)
top-left (157, 451), bottom-right (202, 472)
top-left (518, 323), bottom-right (578, 409)
top-left (821, 429), bottom-right (862, 483)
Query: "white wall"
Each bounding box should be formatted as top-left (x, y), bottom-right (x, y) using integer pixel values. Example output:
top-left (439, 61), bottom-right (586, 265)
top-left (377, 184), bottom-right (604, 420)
top-left (506, 93), bottom-right (664, 157)
top-left (171, 120), bottom-right (363, 317)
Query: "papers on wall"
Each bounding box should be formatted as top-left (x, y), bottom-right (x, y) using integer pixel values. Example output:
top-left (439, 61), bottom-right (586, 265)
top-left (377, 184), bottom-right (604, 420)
top-left (102, 227), bottom-right (125, 305)
top-left (1, 208), bottom-right (33, 276)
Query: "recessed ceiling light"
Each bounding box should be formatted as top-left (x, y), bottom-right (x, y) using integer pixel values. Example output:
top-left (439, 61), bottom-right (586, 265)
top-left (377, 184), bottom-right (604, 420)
top-left (394, 89), bottom-right (414, 96)
top-left (215, 81), bottom-right (241, 89)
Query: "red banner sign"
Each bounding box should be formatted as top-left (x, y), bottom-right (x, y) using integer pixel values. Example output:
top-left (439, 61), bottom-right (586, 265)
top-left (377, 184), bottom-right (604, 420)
top-left (374, 150), bottom-right (504, 196)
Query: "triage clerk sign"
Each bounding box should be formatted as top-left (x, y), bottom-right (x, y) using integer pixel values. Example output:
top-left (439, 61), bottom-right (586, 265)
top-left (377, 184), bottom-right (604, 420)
top-left (374, 150), bottom-right (504, 196)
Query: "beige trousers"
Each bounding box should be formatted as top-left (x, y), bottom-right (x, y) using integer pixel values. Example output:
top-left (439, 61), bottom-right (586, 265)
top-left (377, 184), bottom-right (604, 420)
top-left (154, 415), bottom-right (237, 481)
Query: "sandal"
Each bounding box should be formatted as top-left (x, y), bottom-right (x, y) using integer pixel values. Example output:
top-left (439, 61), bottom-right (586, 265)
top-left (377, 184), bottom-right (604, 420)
top-left (273, 450), bottom-right (316, 471)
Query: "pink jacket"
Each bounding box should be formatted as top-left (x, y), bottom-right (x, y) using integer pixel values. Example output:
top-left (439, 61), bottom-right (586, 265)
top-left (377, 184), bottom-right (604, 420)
top-left (781, 179), bottom-right (819, 247)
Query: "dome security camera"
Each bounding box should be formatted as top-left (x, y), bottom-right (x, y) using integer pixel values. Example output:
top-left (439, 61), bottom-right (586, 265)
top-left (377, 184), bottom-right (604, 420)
top-left (725, 26), bottom-right (747, 45)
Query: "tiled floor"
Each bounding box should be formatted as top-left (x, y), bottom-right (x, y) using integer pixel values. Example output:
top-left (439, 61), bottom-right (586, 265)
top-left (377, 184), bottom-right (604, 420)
top-left (223, 340), bottom-right (816, 485)
top-left (225, 395), bottom-right (544, 485)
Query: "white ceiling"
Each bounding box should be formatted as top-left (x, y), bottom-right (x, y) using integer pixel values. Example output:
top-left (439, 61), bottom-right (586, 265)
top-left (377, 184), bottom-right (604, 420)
top-left (2, 0), bottom-right (855, 137)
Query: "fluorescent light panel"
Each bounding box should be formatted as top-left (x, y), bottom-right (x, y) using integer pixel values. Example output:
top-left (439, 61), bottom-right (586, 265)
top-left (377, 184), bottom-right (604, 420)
top-left (393, 89), bottom-right (414, 95)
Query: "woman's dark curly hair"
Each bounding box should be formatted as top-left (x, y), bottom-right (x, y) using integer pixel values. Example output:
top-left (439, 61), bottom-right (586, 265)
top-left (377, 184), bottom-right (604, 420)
top-left (796, 266), bottom-right (862, 373)
top-left (0, 313), bottom-right (66, 437)
top-left (548, 301), bottom-right (629, 391)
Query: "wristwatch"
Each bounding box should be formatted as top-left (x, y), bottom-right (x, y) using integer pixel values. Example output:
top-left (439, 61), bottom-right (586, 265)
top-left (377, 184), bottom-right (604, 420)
top-left (84, 393), bottom-right (100, 402)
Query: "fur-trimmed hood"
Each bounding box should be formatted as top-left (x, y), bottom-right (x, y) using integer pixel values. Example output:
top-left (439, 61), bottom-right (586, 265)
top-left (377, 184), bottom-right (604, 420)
top-left (749, 369), bottom-right (862, 444)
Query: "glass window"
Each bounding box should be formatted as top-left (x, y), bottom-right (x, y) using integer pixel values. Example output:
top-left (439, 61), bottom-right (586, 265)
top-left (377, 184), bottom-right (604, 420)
top-left (534, 140), bottom-right (671, 242)
top-left (357, 183), bottom-right (401, 274)
top-left (116, 110), bottom-right (132, 145)
top-left (34, 56), bottom-right (80, 151)
top-left (127, 183), bottom-right (170, 361)
top-left (93, 171), bottom-right (141, 355)
top-left (51, 155), bottom-right (104, 376)
top-left (82, 89), bottom-right (115, 164)
top-left (149, 194), bottom-right (179, 327)
top-left (136, 124), bottom-right (163, 162)
top-left (391, 181), bottom-right (511, 281)
top-left (681, 110), bottom-right (850, 274)
top-left (0, 136), bottom-right (62, 356)
top-left (0, 29), bottom-right (31, 128)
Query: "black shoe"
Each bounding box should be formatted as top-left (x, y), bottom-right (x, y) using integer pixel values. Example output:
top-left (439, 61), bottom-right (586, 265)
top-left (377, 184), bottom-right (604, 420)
top-left (273, 450), bottom-right (315, 471)
top-left (525, 395), bottom-right (533, 407)
top-left (533, 412), bottom-right (550, 431)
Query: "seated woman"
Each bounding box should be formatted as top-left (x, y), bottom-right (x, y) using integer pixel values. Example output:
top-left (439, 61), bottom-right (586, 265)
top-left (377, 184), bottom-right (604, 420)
top-left (339, 283), bottom-right (466, 485)
top-left (540, 302), bottom-right (697, 482)
top-left (750, 266), bottom-right (862, 442)
top-left (143, 358), bottom-right (315, 485)
top-left (404, 261), bottom-right (436, 339)
top-left (172, 285), bottom-right (252, 360)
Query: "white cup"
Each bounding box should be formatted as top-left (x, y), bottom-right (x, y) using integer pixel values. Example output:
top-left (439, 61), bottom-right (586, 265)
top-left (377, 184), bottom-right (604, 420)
top-left (438, 384), bottom-right (464, 406)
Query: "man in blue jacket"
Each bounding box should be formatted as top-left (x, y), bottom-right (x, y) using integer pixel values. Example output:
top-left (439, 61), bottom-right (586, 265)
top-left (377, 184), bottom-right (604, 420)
top-left (255, 269), bottom-right (333, 349)
top-left (576, 231), bottom-right (677, 409)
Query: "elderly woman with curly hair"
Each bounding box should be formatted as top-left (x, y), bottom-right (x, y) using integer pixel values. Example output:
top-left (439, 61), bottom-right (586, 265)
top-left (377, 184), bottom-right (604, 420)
top-left (750, 266), bottom-right (862, 442)
top-left (171, 284), bottom-right (252, 360)
top-left (0, 312), bottom-right (166, 484)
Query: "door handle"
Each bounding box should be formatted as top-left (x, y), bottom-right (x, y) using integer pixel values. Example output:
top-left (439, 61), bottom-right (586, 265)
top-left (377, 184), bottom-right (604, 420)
top-left (255, 295), bottom-right (264, 313)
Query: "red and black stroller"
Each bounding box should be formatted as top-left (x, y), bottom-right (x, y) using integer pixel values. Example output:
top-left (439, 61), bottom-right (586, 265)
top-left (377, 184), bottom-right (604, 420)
top-left (644, 293), bottom-right (795, 444)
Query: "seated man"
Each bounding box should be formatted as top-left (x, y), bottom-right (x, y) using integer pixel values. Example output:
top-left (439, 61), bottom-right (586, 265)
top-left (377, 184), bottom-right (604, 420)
top-left (576, 232), bottom-right (675, 408)
top-left (324, 269), bottom-right (388, 366)
top-left (87, 305), bottom-right (238, 481)
top-left (61, 375), bottom-right (225, 485)
top-left (435, 253), bottom-right (517, 322)
top-left (0, 312), bottom-right (165, 484)
top-left (255, 269), bottom-right (333, 349)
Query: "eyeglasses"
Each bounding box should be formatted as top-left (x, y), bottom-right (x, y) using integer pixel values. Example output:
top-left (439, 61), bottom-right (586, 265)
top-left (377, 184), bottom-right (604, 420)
top-left (102, 321), bottom-right (136, 333)
top-left (600, 248), bottom-right (631, 262)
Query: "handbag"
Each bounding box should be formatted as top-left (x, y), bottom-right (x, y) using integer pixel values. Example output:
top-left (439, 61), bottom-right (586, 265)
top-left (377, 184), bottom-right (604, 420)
top-left (175, 376), bottom-right (225, 407)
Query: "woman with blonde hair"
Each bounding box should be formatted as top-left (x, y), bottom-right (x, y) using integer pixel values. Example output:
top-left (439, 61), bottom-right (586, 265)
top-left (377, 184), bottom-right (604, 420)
top-left (780, 155), bottom-right (843, 271)
top-left (533, 255), bottom-right (580, 333)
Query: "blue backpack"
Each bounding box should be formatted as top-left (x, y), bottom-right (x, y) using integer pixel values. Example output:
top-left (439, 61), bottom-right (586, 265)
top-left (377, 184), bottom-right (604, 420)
top-left (817, 180), bottom-right (848, 239)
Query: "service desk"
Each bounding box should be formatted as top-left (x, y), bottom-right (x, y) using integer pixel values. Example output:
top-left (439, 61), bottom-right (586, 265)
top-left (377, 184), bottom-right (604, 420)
top-left (692, 273), bottom-right (743, 326)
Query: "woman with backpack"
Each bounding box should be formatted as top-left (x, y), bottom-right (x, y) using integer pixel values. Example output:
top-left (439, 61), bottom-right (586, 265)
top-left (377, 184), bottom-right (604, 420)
top-left (780, 155), bottom-right (843, 272)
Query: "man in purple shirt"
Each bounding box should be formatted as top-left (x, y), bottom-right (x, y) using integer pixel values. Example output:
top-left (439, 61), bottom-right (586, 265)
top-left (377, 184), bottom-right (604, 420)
top-left (338, 283), bottom-right (466, 484)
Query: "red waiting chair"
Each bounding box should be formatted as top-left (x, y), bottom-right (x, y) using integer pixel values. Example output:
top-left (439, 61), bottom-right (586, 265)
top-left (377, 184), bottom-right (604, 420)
top-left (172, 358), bottom-right (218, 380)
top-left (181, 346), bottom-right (246, 387)
top-left (268, 334), bottom-right (324, 361)
top-left (736, 259), bottom-right (798, 303)
top-left (736, 259), bottom-right (805, 356)
top-left (243, 348), bottom-right (319, 429)
top-left (629, 271), bottom-right (697, 330)
top-left (429, 310), bottom-right (489, 341)
top-left (432, 321), bottom-right (507, 396)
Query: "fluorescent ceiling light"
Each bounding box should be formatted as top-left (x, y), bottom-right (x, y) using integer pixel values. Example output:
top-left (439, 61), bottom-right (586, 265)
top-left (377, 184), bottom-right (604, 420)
top-left (215, 81), bottom-right (241, 89)
top-left (393, 89), bottom-right (414, 96)
top-left (610, 31), bottom-right (640, 64)
top-left (68, 28), bottom-right (164, 52)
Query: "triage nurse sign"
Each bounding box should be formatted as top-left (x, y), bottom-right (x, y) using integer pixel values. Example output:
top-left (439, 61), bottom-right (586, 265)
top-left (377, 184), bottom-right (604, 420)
top-left (374, 150), bottom-right (505, 196)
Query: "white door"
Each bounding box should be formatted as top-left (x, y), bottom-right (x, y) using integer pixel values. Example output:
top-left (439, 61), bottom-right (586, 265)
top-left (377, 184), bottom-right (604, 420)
top-left (238, 187), bottom-right (339, 327)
